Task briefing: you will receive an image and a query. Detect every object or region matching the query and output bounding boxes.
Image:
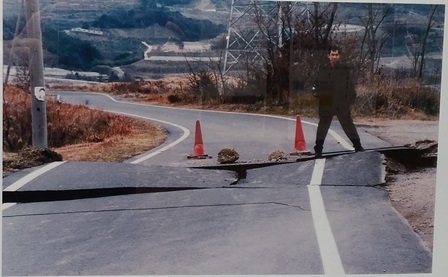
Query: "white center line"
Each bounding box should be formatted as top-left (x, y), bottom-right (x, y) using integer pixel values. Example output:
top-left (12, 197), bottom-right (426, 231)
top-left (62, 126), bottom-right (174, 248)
top-left (308, 158), bottom-right (345, 275)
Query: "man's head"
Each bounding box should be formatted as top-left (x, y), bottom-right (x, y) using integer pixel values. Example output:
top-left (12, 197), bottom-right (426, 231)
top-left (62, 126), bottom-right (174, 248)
top-left (327, 46), bottom-right (341, 66)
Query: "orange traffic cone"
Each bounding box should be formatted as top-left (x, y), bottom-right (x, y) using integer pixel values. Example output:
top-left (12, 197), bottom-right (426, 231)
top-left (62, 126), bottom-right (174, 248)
top-left (290, 115), bottom-right (311, 156)
top-left (187, 120), bottom-right (212, 159)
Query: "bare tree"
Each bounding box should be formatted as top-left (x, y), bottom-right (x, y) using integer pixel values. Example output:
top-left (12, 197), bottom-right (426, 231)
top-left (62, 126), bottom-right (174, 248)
top-left (184, 44), bottom-right (228, 100)
top-left (249, 1), bottom-right (341, 105)
top-left (406, 5), bottom-right (440, 79)
top-left (358, 3), bottom-right (393, 81)
top-left (287, 2), bottom-right (347, 91)
top-left (417, 5), bottom-right (439, 79)
top-left (310, 2), bottom-right (338, 49)
top-left (252, 1), bottom-right (289, 104)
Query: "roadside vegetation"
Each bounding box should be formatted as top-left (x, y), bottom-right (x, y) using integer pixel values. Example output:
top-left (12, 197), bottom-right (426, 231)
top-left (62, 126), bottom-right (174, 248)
top-left (3, 2), bottom-right (441, 173)
top-left (2, 85), bottom-right (167, 173)
top-left (2, 1), bottom-right (438, 255)
top-left (49, 74), bottom-right (440, 120)
top-left (2, 73), bottom-right (439, 174)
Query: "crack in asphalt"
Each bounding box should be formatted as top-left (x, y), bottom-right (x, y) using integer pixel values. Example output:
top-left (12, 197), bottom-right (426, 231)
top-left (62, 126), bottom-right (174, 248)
top-left (3, 201), bottom-right (307, 218)
top-left (3, 186), bottom-right (310, 205)
top-left (3, 187), bottom-right (203, 203)
top-left (3, 183), bottom-right (386, 205)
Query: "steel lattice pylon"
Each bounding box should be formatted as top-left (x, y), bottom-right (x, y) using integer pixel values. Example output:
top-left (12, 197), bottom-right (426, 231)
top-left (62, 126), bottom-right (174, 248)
top-left (223, 0), bottom-right (303, 75)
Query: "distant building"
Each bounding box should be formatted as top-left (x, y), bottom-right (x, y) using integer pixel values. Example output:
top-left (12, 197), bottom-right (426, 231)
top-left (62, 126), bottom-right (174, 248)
top-left (183, 42), bottom-right (211, 52)
top-left (160, 41), bottom-right (211, 53)
top-left (69, 27), bottom-right (103, 36)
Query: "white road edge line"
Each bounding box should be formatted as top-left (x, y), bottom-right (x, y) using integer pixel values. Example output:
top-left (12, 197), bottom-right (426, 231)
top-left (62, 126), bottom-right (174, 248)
top-left (104, 110), bottom-right (190, 164)
top-left (2, 203), bottom-right (16, 210)
top-left (308, 158), bottom-right (345, 275)
top-left (2, 161), bottom-right (66, 210)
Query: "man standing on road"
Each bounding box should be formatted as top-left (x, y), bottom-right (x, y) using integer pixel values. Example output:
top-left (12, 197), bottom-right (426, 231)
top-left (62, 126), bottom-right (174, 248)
top-left (312, 45), bottom-right (364, 157)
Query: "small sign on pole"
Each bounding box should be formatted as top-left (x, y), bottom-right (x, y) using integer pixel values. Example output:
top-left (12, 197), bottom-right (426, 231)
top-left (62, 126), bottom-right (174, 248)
top-left (34, 87), bottom-right (46, 101)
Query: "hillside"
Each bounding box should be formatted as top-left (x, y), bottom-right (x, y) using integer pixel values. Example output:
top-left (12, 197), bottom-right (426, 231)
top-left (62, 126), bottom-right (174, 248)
top-left (2, 1), bottom-right (444, 82)
top-left (3, 0), bottom-right (228, 71)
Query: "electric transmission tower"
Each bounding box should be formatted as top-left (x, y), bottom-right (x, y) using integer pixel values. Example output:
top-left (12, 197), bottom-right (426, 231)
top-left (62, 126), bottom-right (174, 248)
top-left (223, 0), bottom-right (302, 75)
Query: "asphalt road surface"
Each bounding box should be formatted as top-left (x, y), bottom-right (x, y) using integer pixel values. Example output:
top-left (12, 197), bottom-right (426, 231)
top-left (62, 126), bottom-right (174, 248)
top-left (2, 91), bottom-right (432, 275)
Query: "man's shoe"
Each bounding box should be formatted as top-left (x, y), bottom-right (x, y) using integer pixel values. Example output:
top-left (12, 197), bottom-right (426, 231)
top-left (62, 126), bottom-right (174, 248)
top-left (352, 139), bottom-right (365, 152)
top-left (355, 146), bottom-right (365, 152)
top-left (314, 146), bottom-right (323, 157)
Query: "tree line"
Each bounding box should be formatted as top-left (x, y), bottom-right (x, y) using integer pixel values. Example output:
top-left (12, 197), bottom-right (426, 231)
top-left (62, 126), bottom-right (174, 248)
top-left (180, 2), bottom-right (442, 118)
top-left (90, 7), bottom-right (224, 41)
top-left (213, 2), bottom-right (444, 105)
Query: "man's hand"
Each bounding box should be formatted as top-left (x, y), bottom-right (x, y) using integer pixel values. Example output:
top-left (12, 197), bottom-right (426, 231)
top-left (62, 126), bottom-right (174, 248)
top-left (312, 86), bottom-right (318, 97)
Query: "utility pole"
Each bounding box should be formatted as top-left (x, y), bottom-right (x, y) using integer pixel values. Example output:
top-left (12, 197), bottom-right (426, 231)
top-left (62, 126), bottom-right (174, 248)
top-left (25, 0), bottom-right (48, 148)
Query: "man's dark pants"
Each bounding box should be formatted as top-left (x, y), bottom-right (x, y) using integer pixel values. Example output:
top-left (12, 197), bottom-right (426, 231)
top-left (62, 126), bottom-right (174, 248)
top-left (315, 97), bottom-right (362, 153)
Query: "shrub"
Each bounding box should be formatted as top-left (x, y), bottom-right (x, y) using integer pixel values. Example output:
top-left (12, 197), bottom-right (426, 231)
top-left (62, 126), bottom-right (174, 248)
top-left (221, 76), bottom-right (266, 105)
top-left (354, 78), bottom-right (440, 118)
top-left (3, 87), bottom-right (32, 151)
top-left (405, 86), bottom-right (440, 116)
top-left (103, 81), bottom-right (159, 94)
top-left (3, 86), bottom-right (134, 151)
top-left (187, 70), bottom-right (220, 100)
top-left (288, 92), bottom-right (319, 117)
top-left (167, 93), bottom-right (182, 103)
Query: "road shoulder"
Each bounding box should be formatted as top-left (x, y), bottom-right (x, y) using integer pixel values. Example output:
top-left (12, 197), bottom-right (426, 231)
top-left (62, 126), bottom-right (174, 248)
top-left (357, 119), bottom-right (438, 252)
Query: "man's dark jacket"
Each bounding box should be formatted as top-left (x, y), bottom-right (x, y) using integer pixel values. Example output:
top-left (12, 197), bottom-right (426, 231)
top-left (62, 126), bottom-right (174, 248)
top-left (313, 63), bottom-right (356, 106)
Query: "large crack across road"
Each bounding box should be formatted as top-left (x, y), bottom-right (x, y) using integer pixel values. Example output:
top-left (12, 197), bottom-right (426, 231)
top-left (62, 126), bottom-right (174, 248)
top-left (3, 187), bottom-right (203, 203)
top-left (4, 145), bottom-right (435, 204)
top-left (3, 186), bottom-right (307, 205)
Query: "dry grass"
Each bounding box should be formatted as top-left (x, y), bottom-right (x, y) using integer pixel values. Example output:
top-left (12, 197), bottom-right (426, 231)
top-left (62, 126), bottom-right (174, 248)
top-left (50, 77), bottom-right (191, 96)
top-left (5, 74), bottom-right (438, 172)
top-left (51, 75), bottom-right (439, 121)
top-left (53, 121), bottom-right (166, 162)
top-left (3, 86), bottom-right (168, 171)
top-left (353, 78), bottom-right (440, 119)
